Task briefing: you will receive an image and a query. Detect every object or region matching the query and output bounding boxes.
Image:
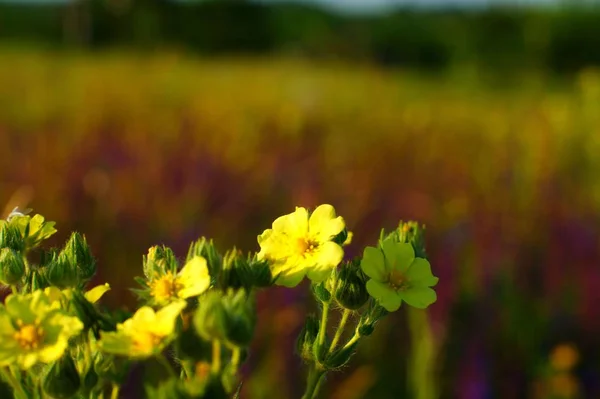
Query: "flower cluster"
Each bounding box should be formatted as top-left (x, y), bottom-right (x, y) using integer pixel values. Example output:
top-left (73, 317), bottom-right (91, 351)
top-left (0, 206), bottom-right (438, 399)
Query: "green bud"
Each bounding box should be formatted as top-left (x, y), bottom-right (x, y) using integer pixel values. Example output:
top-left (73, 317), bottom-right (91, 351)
top-left (222, 290), bottom-right (256, 347)
top-left (295, 314), bottom-right (319, 362)
top-left (358, 324), bottom-right (374, 337)
top-left (248, 257), bottom-right (274, 288)
top-left (42, 355), bottom-right (81, 399)
top-left (193, 291), bottom-right (230, 341)
top-left (64, 232), bottom-right (96, 283)
top-left (332, 228), bottom-right (350, 246)
top-left (220, 249), bottom-right (250, 291)
top-left (0, 223), bottom-right (24, 252)
top-left (80, 366), bottom-right (99, 396)
top-left (324, 341), bottom-right (358, 369)
top-left (94, 353), bottom-right (129, 385)
top-left (70, 291), bottom-right (99, 331)
top-left (186, 238), bottom-right (222, 281)
top-left (335, 259), bottom-right (369, 310)
top-left (46, 252), bottom-right (79, 289)
top-left (312, 282), bottom-right (331, 303)
top-left (175, 321), bottom-right (213, 362)
top-left (390, 221), bottom-right (427, 259)
top-left (30, 269), bottom-right (48, 291)
top-left (0, 248), bottom-right (25, 285)
top-left (144, 245), bottom-right (178, 279)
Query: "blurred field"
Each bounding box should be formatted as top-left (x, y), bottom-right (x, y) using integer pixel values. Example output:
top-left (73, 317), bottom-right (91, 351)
top-left (1, 47), bottom-right (600, 398)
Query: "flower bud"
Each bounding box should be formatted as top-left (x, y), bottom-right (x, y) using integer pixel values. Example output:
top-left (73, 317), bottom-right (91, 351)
top-left (312, 282), bottom-right (331, 303)
top-left (80, 366), bottom-right (99, 396)
top-left (332, 228), bottom-right (351, 246)
top-left (390, 221), bottom-right (427, 259)
top-left (186, 238), bottom-right (222, 280)
top-left (46, 252), bottom-right (79, 289)
top-left (295, 314), bottom-right (319, 362)
top-left (324, 341), bottom-right (358, 369)
top-left (220, 249), bottom-right (250, 291)
top-left (175, 322), bottom-right (212, 362)
top-left (144, 245), bottom-right (178, 279)
top-left (64, 232), bottom-right (96, 282)
top-left (0, 223), bottom-right (24, 252)
top-left (70, 291), bottom-right (100, 331)
top-left (248, 257), bottom-right (274, 288)
top-left (0, 248), bottom-right (25, 285)
top-left (335, 260), bottom-right (369, 310)
top-left (193, 291), bottom-right (230, 342)
top-left (358, 323), bottom-right (374, 337)
top-left (42, 355), bottom-right (81, 399)
top-left (222, 290), bottom-right (256, 347)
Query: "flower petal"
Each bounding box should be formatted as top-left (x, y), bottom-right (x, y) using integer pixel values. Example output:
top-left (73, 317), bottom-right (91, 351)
top-left (361, 246), bottom-right (386, 281)
top-left (400, 287), bottom-right (437, 309)
top-left (272, 261), bottom-right (307, 287)
top-left (312, 241), bottom-right (343, 269)
top-left (382, 240), bottom-right (415, 274)
top-left (366, 280), bottom-right (402, 312)
top-left (177, 256), bottom-right (211, 298)
top-left (273, 207), bottom-right (308, 238)
top-left (85, 284), bottom-right (111, 304)
top-left (152, 300), bottom-right (187, 336)
top-left (405, 258), bottom-right (438, 287)
top-left (309, 204), bottom-right (345, 241)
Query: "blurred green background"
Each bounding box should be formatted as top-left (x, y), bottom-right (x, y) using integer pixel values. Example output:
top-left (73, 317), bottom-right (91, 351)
top-left (2, 0), bottom-right (600, 397)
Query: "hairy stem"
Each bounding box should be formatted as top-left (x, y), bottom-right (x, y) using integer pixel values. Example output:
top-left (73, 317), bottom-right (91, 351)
top-left (329, 309), bottom-right (351, 353)
top-left (301, 366), bottom-right (325, 399)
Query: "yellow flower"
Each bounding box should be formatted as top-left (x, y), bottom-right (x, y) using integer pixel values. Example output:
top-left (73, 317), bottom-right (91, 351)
top-left (0, 290), bottom-right (83, 369)
top-left (99, 300), bottom-right (186, 358)
top-left (44, 283), bottom-right (111, 305)
top-left (149, 256), bottom-right (211, 305)
top-left (257, 204), bottom-right (346, 287)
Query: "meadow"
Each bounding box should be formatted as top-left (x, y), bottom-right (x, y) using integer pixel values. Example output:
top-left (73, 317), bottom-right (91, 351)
top-left (1, 47), bottom-right (600, 398)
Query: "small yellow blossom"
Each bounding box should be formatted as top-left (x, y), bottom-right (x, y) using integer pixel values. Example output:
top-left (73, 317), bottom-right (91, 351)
top-left (99, 300), bottom-right (186, 358)
top-left (149, 256), bottom-right (210, 305)
top-left (0, 290), bottom-right (83, 369)
top-left (257, 204), bottom-right (347, 287)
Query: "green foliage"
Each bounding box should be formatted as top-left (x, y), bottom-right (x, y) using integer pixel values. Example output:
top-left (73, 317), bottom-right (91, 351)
top-left (0, 207), bottom-right (437, 399)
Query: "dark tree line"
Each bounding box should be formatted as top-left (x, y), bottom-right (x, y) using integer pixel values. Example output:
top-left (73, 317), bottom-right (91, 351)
top-left (1, 0), bottom-right (600, 74)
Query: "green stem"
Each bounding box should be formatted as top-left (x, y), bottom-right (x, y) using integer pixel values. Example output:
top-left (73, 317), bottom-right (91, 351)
top-left (329, 309), bottom-right (351, 353)
top-left (342, 330), bottom-right (361, 351)
top-left (156, 354), bottom-right (176, 379)
top-left (110, 383), bottom-right (120, 399)
top-left (317, 302), bottom-right (329, 349)
top-left (301, 366), bottom-right (325, 399)
top-left (212, 340), bottom-right (222, 374)
top-left (10, 285), bottom-right (17, 295)
top-left (1, 367), bottom-right (26, 398)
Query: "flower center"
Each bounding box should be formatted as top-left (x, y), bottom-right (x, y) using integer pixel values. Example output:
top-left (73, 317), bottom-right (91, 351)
top-left (14, 322), bottom-right (44, 350)
top-left (133, 331), bottom-right (163, 354)
top-left (388, 270), bottom-right (407, 291)
top-left (297, 238), bottom-right (319, 257)
top-left (150, 273), bottom-right (182, 301)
